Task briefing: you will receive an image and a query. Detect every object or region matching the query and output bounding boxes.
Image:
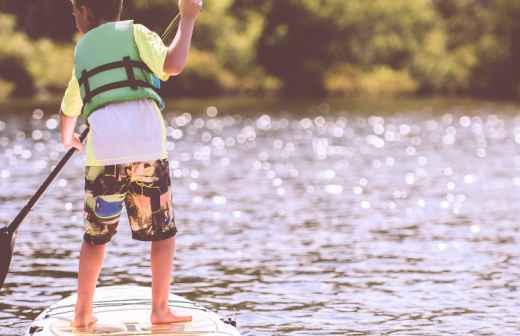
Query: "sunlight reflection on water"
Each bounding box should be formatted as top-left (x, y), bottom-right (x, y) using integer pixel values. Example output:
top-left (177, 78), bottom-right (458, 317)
top-left (0, 99), bottom-right (520, 335)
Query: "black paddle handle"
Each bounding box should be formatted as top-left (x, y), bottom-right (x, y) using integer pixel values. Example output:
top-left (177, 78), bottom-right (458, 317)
top-left (7, 127), bottom-right (89, 235)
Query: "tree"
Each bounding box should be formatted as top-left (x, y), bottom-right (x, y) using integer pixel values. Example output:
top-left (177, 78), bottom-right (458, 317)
top-left (232, 0), bottom-right (437, 96)
top-left (0, 0), bottom-right (76, 41)
top-left (469, 0), bottom-right (520, 97)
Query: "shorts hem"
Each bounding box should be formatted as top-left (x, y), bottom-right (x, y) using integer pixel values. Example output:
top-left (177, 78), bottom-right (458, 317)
top-left (83, 233), bottom-right (113, 246)
top-left (131, 227), bottom-right (178, 242)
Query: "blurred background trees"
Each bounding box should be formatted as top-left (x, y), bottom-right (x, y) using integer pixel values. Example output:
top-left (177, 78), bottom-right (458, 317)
top-left (0, 0), bottom-right (519, 101)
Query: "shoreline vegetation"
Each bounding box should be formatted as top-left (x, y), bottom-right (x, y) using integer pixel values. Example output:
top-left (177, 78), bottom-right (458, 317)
top-left (1, 95), bottom-right (519, 119)
top-left (1, 0), bottom-right (520, 104)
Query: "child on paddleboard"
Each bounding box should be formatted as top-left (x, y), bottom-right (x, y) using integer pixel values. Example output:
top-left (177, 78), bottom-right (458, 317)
top-left (60, 0), bottom-right (202, 328)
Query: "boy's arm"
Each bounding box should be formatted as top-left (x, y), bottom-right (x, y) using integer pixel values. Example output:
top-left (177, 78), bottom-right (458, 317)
top-left (163, 0), bottom-right (202, 75)
top-left (59, 112), bottom-right (83, 151)
top-left (60, 70), bottom-right (84, 151)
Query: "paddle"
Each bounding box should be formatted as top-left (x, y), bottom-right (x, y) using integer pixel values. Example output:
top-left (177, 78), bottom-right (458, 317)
top-left (0, 128), bottom-right (89, 289)
top-left (161, 13), bottom-right (181, 44)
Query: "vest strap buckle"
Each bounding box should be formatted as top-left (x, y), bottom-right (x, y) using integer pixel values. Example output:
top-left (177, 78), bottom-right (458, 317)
top-left (122, 56), bottom-right (138, 90)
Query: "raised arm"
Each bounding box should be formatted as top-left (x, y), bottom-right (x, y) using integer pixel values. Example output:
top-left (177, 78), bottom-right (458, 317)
top-left (163, 0), bottom-right (202, 76)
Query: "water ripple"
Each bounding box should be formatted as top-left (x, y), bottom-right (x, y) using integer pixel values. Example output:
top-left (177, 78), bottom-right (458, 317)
top-left (1, 101), bottom-right (520, 335)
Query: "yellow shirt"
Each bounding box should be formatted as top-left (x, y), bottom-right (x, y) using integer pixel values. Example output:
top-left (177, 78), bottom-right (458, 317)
top-left (61, 23), bottom-right (170, 117)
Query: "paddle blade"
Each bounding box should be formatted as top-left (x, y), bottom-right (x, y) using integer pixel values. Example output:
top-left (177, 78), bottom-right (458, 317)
top-left (0, 227), bottom-right (15, 289)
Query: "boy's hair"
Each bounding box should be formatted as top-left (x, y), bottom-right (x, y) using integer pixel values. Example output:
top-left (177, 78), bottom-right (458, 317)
top-left (74, 0), bottom-right (124, 22)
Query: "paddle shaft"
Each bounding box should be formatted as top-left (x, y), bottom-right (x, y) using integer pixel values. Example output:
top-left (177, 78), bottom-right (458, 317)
top-left (161, 13), bottom-right (181, 43)
top-left (5, 128), bottom-right (89, 236)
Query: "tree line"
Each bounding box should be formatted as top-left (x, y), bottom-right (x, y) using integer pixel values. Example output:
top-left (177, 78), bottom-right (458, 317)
top-left (0, 0), bottom-right (519, 101)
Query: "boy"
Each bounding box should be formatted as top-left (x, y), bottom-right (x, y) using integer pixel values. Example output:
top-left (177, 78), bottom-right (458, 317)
top-left (60, 0), bottom-right (202, 328)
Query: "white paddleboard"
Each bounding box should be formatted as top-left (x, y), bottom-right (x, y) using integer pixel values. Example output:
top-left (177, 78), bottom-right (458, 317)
top-left (26, 285), bottom-right (241, 336)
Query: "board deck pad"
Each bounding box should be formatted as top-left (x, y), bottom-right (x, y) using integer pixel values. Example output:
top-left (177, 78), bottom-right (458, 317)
top-left (27, 286), bottom-right (240, 336)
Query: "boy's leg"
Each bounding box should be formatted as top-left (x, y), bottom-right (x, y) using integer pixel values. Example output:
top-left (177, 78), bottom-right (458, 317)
top-left (150, 237), bottom-right (192, 324)
top-left (74, 164), bottom-right (127, 327)
top-left (73, 241), bottom-right (105, 327)
top-left (124, 159), bottom-right (191, 324)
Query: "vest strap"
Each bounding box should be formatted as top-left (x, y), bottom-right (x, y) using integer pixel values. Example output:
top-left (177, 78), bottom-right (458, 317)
top-left (122, 56), bottom-right (138, 90)
top-left (83, 80), bottom-right (159, 105)
top-left (79, 57), bottom-right (159, 105)
top-left (78, 58), bottom-right (149, 86)
top-left (81, 70), bottom-right (91, 98)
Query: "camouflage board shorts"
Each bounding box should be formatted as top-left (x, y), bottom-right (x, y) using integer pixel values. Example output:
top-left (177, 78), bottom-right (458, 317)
top-left (84, 159), bottom-right (177, 245)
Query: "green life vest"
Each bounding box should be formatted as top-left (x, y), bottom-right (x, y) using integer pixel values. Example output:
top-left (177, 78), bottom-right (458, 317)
top-left (74, 20), bottom-right (165, 119)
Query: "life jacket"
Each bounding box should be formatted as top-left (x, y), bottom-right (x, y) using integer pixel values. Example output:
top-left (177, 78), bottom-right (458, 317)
top-left (74, 20), bottom-right (165, 119)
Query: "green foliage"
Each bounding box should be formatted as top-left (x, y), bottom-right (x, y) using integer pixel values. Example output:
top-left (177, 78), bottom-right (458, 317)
top-left (410, 28), bottom-right (478, 93)
top-left (162, 48), bottom-right (281, 96)
top-left (0, 80), bottom-right (15, 102)
top-left (0, 0), bottom-right (75, 41)
top-left (359, 66), bottom-right (418, 95)
top-left (0, 14), bottom-right (74, 99)
top-left (325, 64), bottom-right (418, 96)
top-left (255, 0), bottom-right (344, 96)
top-left (0, 14), bottom-right (37, 98)
top-left (339, 0), bottom-right (437, 69)
top-left (162, 49), bottom-right (235, 96)
top-left (2, 0), bottom-right (520, 99)
top-left (468, 0), bottom-right (520, 97)
top-left (31, 40), bottom-right (74, 94)
top-left (234, 0), bottom-right (437, 95)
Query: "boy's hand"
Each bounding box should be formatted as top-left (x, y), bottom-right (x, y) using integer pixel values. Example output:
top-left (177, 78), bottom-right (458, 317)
top-left (179, 0), bottom-right (202, 20)
top-left (59, 112), bottom-right (83, 151)
top-left (63, 133), bottom-right (84, 152)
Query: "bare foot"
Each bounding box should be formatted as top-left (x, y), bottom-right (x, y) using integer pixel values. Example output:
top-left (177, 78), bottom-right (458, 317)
top-left (71, 315), bottom-right (97, 329)
top-left (151, 309), bottom-right (192, 324)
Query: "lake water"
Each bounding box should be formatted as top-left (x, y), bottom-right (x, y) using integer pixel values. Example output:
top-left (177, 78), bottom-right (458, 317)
top-left (1, 97), bottom-right (520, 335)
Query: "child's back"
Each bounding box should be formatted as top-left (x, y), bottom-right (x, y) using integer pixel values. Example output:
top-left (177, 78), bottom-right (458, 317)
top-left (63, 18), bottom-right (171, 165)
top-left (59, 0), bottom-right (202, 328)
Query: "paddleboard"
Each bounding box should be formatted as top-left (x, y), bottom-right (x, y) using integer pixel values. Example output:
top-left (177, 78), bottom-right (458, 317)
top-left (26, 285), bottom-right (241, 336)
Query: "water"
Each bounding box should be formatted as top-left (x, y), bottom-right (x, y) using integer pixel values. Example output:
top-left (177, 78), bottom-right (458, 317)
top-left (1, 98), bottom-right (520, 335)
